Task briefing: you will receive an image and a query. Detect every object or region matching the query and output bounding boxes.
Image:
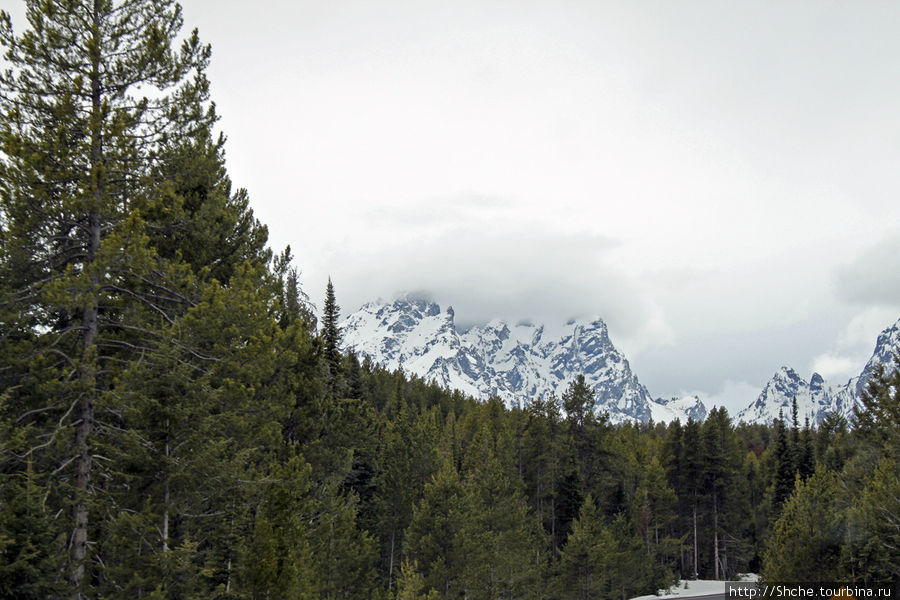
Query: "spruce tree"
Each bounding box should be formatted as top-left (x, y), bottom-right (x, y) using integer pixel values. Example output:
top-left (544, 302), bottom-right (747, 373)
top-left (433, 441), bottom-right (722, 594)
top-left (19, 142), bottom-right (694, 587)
top-left (322, 276), bottom-right (343, 393)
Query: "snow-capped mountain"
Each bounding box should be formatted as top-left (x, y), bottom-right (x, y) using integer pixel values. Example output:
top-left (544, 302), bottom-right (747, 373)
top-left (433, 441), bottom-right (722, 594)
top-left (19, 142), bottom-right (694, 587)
top-left (855, 317), bottom-right (900, 398)
top-left (340, 296), bottom-right (702, 424)
top-left (735, 367), bottom-right (857, 425)
top-left (737, 317), bottom-right (900, 425)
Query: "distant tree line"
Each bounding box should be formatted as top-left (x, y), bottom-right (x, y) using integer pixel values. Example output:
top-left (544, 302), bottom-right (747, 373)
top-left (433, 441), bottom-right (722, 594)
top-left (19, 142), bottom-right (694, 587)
top-left (0, 1), bottom-right (897, 598)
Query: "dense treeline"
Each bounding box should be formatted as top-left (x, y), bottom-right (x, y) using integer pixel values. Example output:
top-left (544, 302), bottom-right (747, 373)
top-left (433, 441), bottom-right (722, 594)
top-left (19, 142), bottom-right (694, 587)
top-left (762, 363), bottom-right (900, 586)
top-left (0, 1), bottom-right (897, 599)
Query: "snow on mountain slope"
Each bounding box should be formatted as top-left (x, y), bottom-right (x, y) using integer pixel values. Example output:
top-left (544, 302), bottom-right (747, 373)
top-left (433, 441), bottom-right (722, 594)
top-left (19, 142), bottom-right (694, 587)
top-left (736, 367), bottom-right (857, 425)
top-left (651, 396), bottom-right (708, 423)
top-left (856, 316), bottom-right (900, 398)
top-left (738, 316), bottom-right (899, 425)
top-left (340, 296), bottom-right (701, 424)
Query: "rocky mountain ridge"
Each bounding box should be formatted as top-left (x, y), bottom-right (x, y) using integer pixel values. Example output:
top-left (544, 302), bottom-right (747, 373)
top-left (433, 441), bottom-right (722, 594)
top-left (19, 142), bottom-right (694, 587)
top-left (340, 297), bottom-right (706, 423)
top-left (340, 296), bottom-right (898, 426)
top-left (737, 317), bottom-right (900, 425)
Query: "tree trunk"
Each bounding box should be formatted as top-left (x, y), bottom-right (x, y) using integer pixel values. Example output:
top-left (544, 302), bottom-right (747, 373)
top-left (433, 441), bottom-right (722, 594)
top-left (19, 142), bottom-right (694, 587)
top-left (713, 492), bottom-right (719, 580)
top-left (692, 502), bottom-right (698, 579)
top-left (388, 529), bottom-right (395, 592)
top-left (163, 423), bottom-right (170, 552)
top-left (70, 3), bottom-right (104, 595)
top-left (71, 210), bottom-right (100, 596)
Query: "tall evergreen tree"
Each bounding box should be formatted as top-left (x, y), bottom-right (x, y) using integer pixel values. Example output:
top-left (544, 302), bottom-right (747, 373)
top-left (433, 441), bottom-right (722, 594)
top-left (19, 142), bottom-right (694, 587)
top-left (404, 460), bottom-right (467, 596)
top-left (680, 418), bottom-right (704, 579)
top-left (769, 412), bottom-right (795, 513)
top-left (0, 1), bottom-right (214, 594)
top-left (521, 395), bottom-right (566, 555)
top-left (556, 494), bottom-right (606, 600)
top-left (456, 425), bottom-right (542, 599)
top-left (322, 276), bottom-right (343, 394)
top-left (700, 408), bottom-right (747, 579)
top-left (814, 412), bottom-right (851, 472)
top-left (854, 352), bottom-right (900, 450)
top-left (762, 470), bottom-right (844, 583)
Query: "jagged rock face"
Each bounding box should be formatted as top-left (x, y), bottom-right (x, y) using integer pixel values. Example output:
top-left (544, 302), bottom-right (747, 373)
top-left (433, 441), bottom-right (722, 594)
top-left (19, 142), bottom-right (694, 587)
top-left (856, 317), bottom-right (900, 398)
top-left (340, 297), bottom-right (695, 423)
top-left (738, 317), bottom-right (900, 426)
top-left (736, 367), bottom-right (857, 426)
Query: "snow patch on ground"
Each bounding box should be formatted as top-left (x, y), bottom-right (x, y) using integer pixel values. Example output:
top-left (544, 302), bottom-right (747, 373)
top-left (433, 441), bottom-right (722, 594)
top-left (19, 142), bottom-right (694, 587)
top-left (631, 575), bottom-right (759, 600)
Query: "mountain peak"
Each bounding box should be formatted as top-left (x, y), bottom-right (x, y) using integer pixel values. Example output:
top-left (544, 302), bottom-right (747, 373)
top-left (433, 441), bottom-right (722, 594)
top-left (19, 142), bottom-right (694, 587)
top-left (391, 293), bottom-right (440, 316)
top-left (340, 299), bottom-right (699, 423)
top-left (809, 372), bottom-right (825, 392)
top-left (856, 316), bottom-right (900, 397)
top-left (737, 316), bottom-right (899, 426)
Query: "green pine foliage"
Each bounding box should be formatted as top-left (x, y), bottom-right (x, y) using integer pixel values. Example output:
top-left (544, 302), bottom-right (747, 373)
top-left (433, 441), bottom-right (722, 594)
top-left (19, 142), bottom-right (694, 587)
top-left (394, 558), bottom-right (440, 600)
top-left (322, 277), bottom-right (343, 393)
top-left (404, 459), bottom-right (467, 596)
top-left (762, 469), bottom-right (844, 583)
top-left (556, 494), bottom-right (608, 600)
top-left (2, 1), bottom-right (898, 597)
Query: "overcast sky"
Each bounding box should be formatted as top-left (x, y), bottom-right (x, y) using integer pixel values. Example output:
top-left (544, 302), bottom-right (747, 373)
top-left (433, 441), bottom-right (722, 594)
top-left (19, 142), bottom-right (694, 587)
top-left (8, 1), bottom-right (900, 414)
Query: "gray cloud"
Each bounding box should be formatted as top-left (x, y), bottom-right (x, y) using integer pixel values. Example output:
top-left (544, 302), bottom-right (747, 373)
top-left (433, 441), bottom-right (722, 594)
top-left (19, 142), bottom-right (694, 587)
top-left (80, 0), bottom-right (900, 408)
top-left (329, 221), bottom-right (655, 340)
top-left (366, 193), bottom-right (514, 229)
top-left (834, 232), bottom-right (900, 306)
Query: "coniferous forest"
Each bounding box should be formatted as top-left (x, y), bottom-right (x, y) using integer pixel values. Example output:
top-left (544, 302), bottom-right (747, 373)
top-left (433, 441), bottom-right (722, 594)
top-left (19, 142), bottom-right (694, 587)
top-left (1, 2), bottom-right (898, 599)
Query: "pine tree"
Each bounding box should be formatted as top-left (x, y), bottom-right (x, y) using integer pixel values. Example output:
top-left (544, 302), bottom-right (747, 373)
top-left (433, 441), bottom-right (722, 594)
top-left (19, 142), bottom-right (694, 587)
top-left (0, 1), bottom-right (213, 594)
top-left (240, 456), bottom-right (316, 600)
top-left (558, 496), bottom-right (654, 600)
top-left (563, 375), bottom-right (600, 492)
top-left (394, 559), bottom-right (440, 600)
top-left (680, 418), bottom-right (704, 579)
top-left (562, 375), bottom-right (596, 430)
top-left (845, 457), bottom-right (900, 583)
top-left (372, 406), bottom-right (440, 590)
top-left (404, 460), bottom-right (467, 596)
top-left (700, 408), bottom-right (747, 579)
top-left (273, 246), bottom-right (316, 333)
top-left (455, 424), bottom-right (542, 599)
top-left (309, 488), bottom-right (379, 600)
top-left (556, 494), bottom-right (606, 600)
top-left (814, 412), bottom-right (851, 472)
top-left (147, 115), bottom-right (271, 284)
top-left (106, 264), bottom-right (285, 596)
top-left (521, 395), bottom-right (566, 555)
top-left (843, 352), bottom-right (900, 583)
top-left (798, 417), bottom-right (815, 479)
top-left (854, 352), bottom-right (900, 451)
top-left (762, 470), bottom-right (844, 583)
top-left (0, 458), bottom-right (62, 599)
